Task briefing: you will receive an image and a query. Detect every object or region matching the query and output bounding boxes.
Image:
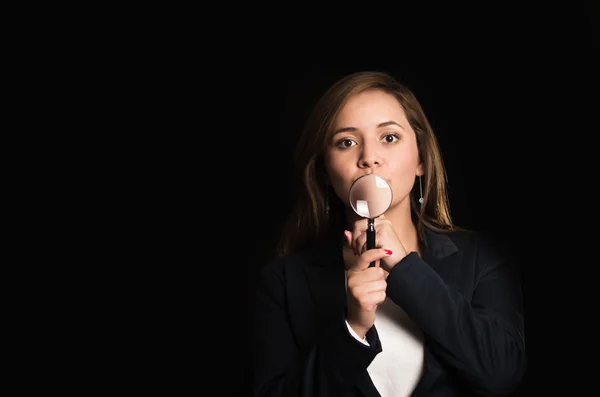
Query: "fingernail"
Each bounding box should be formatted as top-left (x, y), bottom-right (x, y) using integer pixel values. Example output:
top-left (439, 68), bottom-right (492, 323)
top-left (384, 249), bottom-right (392, 255)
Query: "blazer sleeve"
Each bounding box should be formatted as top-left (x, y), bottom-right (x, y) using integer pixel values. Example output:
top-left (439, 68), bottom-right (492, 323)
top-left (385, 235), bottom-right (526, 396)
top-left (251, 262), bottom-right (381, 397)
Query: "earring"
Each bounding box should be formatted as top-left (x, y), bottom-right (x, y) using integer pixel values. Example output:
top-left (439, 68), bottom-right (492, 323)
top-left (419, 176), bottom-right (424, 205)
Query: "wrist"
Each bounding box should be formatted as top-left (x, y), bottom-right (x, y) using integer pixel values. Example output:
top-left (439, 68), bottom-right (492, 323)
top-left (346, 320), bottom-right (368, 339)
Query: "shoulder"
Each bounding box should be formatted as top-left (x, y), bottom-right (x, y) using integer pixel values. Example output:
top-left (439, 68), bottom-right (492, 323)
top-left (444, 229), bottom-right (510, 257)
top-left (446, 229), bottom-right (516, 274)
top-left (257, 249), bottom-right (314, 285)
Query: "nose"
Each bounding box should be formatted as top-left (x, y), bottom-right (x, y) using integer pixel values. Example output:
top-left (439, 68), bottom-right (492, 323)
top-left (358, 142), bottom-right (380, 169)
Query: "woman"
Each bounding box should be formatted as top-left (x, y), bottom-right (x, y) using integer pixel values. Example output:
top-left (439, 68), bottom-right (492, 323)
top-left (251, 71), bottom-right (526, 396)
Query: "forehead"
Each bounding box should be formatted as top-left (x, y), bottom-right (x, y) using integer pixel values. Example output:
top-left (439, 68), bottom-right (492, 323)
top-left (333, 89), bottom-right (406, 126)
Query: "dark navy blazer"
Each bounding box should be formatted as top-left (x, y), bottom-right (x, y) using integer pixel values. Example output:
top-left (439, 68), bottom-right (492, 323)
top-left (251, 228), bottom-right (526, 396)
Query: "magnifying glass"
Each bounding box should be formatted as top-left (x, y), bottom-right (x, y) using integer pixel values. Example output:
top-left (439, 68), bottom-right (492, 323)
top-left (348, 174), bottom-right (393, 267)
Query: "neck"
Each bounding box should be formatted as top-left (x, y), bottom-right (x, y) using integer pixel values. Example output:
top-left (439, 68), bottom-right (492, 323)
top-left (386, 201), bottom-right (420, 254)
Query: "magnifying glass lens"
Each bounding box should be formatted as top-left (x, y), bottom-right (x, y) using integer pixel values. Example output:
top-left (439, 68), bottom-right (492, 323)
top-left (349, 174), bottom-right (392, 218)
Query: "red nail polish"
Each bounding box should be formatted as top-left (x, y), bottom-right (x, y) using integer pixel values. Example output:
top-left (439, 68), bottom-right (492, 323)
top-left (385, 249), bottom-right (392, 255)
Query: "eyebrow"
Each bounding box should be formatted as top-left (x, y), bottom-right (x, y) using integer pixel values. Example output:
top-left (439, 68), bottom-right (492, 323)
top-left (332, 121), bottom-right (404, 135)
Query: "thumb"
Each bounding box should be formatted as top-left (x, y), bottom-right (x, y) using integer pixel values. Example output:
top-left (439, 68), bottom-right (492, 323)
top-left (344, 230), bottom-right (352, 246)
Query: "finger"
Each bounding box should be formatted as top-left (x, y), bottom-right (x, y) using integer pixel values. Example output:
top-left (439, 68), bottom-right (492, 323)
top-left (355, 233), bottom-right (367, 254)
top-left (351, 219), bottom-right (392, 253)
top-left (348, 248), bottom-right (392, 272)
top-left (347, 266), bottom-right (386, 287)
top-left (359, 290), bottom-right (387, 309)
top-left (344, 230), bottom-right (358, 256)
top-left (362, 222), bottom-right (395, 253)
top-left (344, 230), bottom-right (352, 246)
top-left (356, 229), bottom-right (388, 254)
top-left (352, 219), bottom-right (369, 238)
top-left (357, 279), bottom-right (387, 294)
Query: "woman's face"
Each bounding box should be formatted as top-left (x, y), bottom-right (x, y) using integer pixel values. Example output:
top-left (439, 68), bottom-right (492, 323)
top-left (323, 89), bottom-right (423, 212)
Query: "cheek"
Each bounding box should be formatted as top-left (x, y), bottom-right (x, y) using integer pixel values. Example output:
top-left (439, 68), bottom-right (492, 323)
top-left (391, 178), bottom-right (416, 202)
top-left (389, 155), bottom-right (420, 198)
top-left (324, 155), bottom-right (352, 201)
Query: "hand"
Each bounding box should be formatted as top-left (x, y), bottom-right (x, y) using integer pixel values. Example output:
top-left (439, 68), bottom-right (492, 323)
top-left (345, 214), bottom-right (408, 272)
top-left (344, 235), bottom-right (391, 339)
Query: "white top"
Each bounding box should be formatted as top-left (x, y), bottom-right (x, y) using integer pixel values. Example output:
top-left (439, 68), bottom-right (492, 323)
top-left (345, 279), bottom-right (425, 397)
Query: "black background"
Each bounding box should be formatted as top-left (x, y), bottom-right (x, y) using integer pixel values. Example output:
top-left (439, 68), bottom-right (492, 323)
top-left (123, 5), bottom-right (597, 396)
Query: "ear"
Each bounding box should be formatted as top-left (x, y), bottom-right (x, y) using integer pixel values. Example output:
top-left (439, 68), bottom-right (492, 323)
top-left (416, 163), bottom-right (424, 177)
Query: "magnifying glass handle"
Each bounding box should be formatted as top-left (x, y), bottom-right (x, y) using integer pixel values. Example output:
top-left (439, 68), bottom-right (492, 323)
top-left (367, 218), bottom-right (376, 267)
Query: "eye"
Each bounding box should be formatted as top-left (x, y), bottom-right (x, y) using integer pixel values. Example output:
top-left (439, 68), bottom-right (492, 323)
top-left (336, 138), bottom-right (356, 149)
top-left (382, 133), bottom-right (400, 143)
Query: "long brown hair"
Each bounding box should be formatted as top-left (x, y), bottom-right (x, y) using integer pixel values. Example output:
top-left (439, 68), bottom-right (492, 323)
top-left (274, 71), bottom-right (458, 259)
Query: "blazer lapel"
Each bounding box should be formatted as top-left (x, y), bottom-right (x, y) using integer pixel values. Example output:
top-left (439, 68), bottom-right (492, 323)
top-left (302, 253), bottom-right (346, 332)
top-left (286, 237), bottom-right (346, 351)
